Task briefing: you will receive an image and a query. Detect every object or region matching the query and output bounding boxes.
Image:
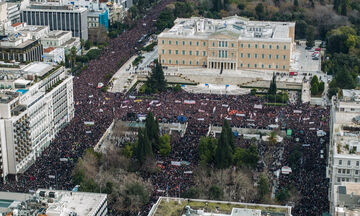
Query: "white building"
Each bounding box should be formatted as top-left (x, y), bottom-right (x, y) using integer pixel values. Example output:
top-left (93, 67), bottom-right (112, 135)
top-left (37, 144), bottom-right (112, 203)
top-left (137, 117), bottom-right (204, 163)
top-left (43, 47), bottom-right (65, 64)
top-left (329, 89), bottom-right (360, 215)
top-left (41, 30), bottom-right (81, 55)
top-left (6, 22), bottom-right (50, 40)
top-left (0, 189), bottom-right (107, 216)
top-left (0, 62), bottom-right (74, 180)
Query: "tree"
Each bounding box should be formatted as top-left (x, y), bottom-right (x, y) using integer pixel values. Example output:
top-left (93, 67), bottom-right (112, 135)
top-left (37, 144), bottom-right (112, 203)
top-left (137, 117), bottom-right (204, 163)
top-left (174, 2), bottom-right (193, 18)
top-left (214, 120), bottom-right (233, 169)
top-left (311, 82), bottom-right (319, 95)
top-left (341, 0), bottom-right (348, 15)
top-left (136, 128), bottom-right (153, 165)
top-left (294, 0), bottom-right (299, 7)
top-left (255, 3), bottom-right (265, 20)
top-left (311, 75), bottom-right (319, 87)
top-left (80, 39), bottom-right (85, 55)
top-left (155, 9), bottom-right (175, 32)
top-left (70, 46), bottom-right (77, 69)
top-left (85, 40), bottom-right (92, 50)
top-left (146, 60), bottom-right (167, 94)
top-left (268, 73), bottom-right (277, 95)
top-left (258, 174), bottom-right (270, 200)
top-left (295, 20), bottom-right (307, 39)
top-left (158, 134), bottom-right (171, 156)
top-left (233, 145), bottom-right (259, 168)
top-left (145, 112), bottom-right (159, 151)
top-left (198, 136), bottom-right (217, 165)
top-left (318, 81), bottom-right (325, 94)
top-left (208, 185), bottom-right (223, 200)
top-left (276, 188), bottom-right (290, 203)
top-left (183, 187), bottom-right (200, 198)
top-left (306, 26), bottom-right (315, 48)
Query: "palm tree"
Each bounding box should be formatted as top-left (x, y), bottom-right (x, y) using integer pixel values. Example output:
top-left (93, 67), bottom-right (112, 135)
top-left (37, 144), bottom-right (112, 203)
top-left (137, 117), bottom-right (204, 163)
top-left (268, 131), bottom-right (277, 146)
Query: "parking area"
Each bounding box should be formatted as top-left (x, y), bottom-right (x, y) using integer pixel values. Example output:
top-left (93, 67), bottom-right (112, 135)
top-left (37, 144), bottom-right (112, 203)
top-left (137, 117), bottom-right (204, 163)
top-left (291, 44), bottom-right (322, 73)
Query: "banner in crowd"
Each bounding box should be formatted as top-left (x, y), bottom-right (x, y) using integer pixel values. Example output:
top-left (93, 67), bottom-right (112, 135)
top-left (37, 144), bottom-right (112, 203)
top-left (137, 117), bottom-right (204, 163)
top-left (171, 161), bottom-right (181, 166)
top-left (184, 100), bottom-right (196, 104)
top-left (254, 104), bottom-right (263, 109)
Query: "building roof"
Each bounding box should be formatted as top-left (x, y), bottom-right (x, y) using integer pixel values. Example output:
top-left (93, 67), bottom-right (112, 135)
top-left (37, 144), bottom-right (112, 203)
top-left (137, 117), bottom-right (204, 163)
top-left (44, 47), bottom-right (55, 53)
top-left (23, 62), bottom-right (53, 77)
top-left (148, 197), bottom-right (292, 216)
top-left (158, 16), bottom-right (295, 43)
top-left (11, 22), bottom-right (23, 27)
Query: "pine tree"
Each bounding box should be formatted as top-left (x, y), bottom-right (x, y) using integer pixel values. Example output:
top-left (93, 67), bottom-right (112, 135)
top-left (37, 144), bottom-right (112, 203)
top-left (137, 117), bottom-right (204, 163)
top-left (145, 112), bottom-right (159, 151)
top-left (268, 73), bottom-right (277, 95)
top-left (146, 60), bottom-right (167, 93)
top-left (294, 0), bottom-right (299, 7)
top-left (136, 128), bottom-right (153, 165)
top-left (215, 120), bottom-right (233, 169)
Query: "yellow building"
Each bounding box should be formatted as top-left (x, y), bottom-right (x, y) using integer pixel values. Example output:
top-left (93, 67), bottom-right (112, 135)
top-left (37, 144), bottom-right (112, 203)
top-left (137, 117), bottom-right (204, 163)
top-left (158, 16), bottom-right (295, 71)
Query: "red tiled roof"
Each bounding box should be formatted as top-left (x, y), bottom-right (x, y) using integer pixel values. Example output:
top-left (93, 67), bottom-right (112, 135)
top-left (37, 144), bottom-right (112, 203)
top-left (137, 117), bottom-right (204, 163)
top-left (11, 22), bottom-right (23, 27)
top-left (44, 47), bottom-right (55, 53)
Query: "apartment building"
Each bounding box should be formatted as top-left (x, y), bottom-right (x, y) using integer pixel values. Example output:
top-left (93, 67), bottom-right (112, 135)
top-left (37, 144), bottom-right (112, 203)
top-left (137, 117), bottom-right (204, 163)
top-left (0, 62), bottom-right (74, 180)
top-left (158, 16), bottom-right (295, 72)
top-left (20, 4), bottom-right (88, 40)
top-left (329, 89), bottom-right (360, 215)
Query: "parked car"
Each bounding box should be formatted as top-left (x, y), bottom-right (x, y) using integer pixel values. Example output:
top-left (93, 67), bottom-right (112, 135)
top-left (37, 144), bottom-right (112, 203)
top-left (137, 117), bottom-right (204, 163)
top-left (305, 46), bottom-right (312, 50)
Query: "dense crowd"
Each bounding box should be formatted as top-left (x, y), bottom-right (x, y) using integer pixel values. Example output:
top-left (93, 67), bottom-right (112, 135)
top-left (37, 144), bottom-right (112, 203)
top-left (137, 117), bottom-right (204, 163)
top-left (0, 0), bottom-right (330, 215)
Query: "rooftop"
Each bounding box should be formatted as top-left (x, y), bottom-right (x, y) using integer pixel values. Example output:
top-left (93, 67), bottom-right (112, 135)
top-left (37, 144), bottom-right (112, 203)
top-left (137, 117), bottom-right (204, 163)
top-left (39, 189), bottom-right (107, 216)
top-left (23, 62), bottom-right (53, 77)
top-left (148, 197), bottom-right (292, 216)
top-left (335, 182), bottom-right (360, 215)
top-left (158, 16), bottom-right (295, 42)
top-left (342, 89), bottom-right (360, 102)
top-left (24, 3), bottom-right (87, 12)
top-left (0, 91), bottom-right (19, 104)
top-left (44, 30), bottom-right (70, 39)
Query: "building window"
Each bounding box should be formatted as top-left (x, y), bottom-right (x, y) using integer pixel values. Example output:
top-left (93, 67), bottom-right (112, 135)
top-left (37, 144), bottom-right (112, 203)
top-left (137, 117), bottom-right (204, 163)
top-left (240, 63), bottom-right (243, 67)
top-left (196, 51), bottom-right (199, 56)
top-left (231, 53), bottom-right (234, 57)
top-left (276, 65), bottom-right (279, 69)
top-left (169, 40), bottom-right (171, 45)
top-left (348, 160), bottom-right (351, 166)
top-left (218, 50), bottom-right (221, 57)
top-left (169, 50), bottom-right (172, 54)
top-left (347, 169), bottom-right (350, 174)
top-left (175, 50), bottom-right (178, 54)
top-left (175, 41), bottom-right (178, 45)
top-left (231, 43), bottom-right (234, 47)
top-left (189, 41), bottom-right (192, 46)
top-left (357, 161), bottom-right (359, 166)
top-left (262, 54), bottom-right (264, 59)
top-left (189, 60), bottom-right (192, 65)
top-left (182, 41), bottom-right (185, 45)
top-left (255, 44), bottom-right (258, 48)
top-left (182, 60), bottom-right (185, 64)
top-left (247, 64), bottom-right (250, 68)
top-left (276, 55), bottom-right (279, 60)
top-left (283, 55), bottom-right (286, 60)
top-left (182, 50), bottom-right (185, 55)
top-left (254, 64), bottom-right (257, 68)
top-left (283, 65), bottom-right (286, 70)
top-left (356, 170), bottom-right (359, 175)
top-left (203, 42), bottom-right (206, 46)
top-left (247, 53), bottom-right (250, 58)
top-left (284, 45), bottom-right (287, 50)
top-left (203, 61), bottom-right (206, 65)
top-left (240, 53), bottom-right (244, 58)
top-left (189, 51), bottom-right (192, 55)
top-left (213, 42), bottom-right (215, 47)
top-left (162, 40), bottom-right (164, 44)
top-left (241, 44), bottom-right (244, 48)
top-left (269, 54), bottom-right (272, 59)
top-left (169, 60), bottom-right (172, 64)
top-left (262, 44), bottom-right (265, 49)
top-left (212, 52), bottom-right (215, 56)
top-left (276, 45), bottom-right (279, 49)
top-left (196, 41), bottom-right (199, 46)
top-left (248, 44), bottom-right (251, 48)
top-left (269, 45), bottom-right (272, 49)
top-left (343, 169), bottom-right (346, 174)
top-left (196, 61), bottom-right (199, 65)
top-left (356, 178), bottom-right (358, 182)
top-left (269, 64), bottom-right (272, 69)
top-left (203, 51), bottom-right (206, 56)
top-left (339, 160), bottom-right (342, 165)
top-left (254, 54), bottom-right (258, 59)
top-left (261, 64), bottom-right (264, 68)
top-left (219, 41), bottom-right (221, 47)
top-left (337, 178), bottom-right (340, 182)
top-left (225, 41), bottom-right (228, 47)
top-left (338, 169), bottom-right (341, 174)
top-left (162, 49), bottom-right (165, 54)
top-left (162, 59), bottom-right (165, 63)
top-left (176, 60), bottom-right (178, 64)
